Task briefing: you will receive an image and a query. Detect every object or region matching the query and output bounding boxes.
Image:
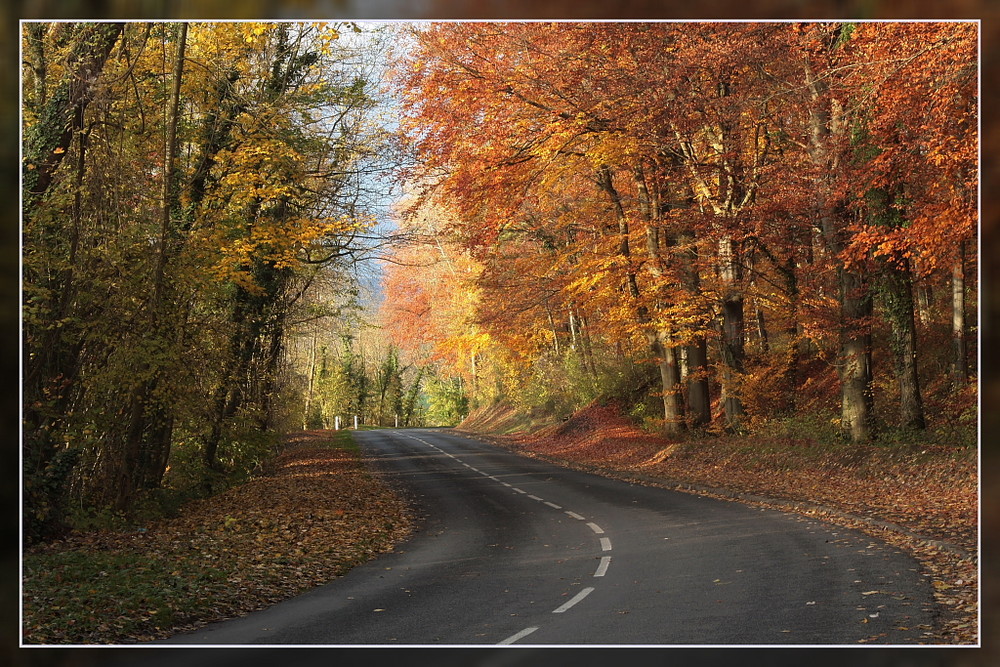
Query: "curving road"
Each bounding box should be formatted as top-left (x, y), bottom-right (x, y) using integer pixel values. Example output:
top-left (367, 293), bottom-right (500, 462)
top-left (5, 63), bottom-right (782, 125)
top-left (160, 428), bottom-right (936, 646)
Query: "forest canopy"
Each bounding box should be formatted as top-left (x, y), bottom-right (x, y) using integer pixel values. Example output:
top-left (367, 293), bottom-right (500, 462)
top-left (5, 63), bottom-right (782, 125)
top-left (21, 21), bottom-right (402, 540)
top-left (21, 21), bottom-right (977, 542)
top-left (382, 21), bottom-right (977, 441)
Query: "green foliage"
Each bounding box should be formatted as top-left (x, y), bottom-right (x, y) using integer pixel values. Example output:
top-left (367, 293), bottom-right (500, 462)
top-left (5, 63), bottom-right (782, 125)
top-left (833, 22), bottom-right (856, 49)
top-left (309, 337), bottom-right (369, 427)
top-left (873, 421), bottom-right (978, 452)
top-left (63, 503), bottom-right (131, 533)
top-left (23, 446), bottom-right (83, 542)
top-left (215, 428), bottom-right (281, 483)
top-left (316, 427), bottom-right (360, 453)
top-left (153, 428), bottom-right (278, 506)
top-left (21, 21), bottom-right (398, 530)
top-left (424, 374), bottom-right (468, 426)
top-left (753, 410), bottom-right (848, 446)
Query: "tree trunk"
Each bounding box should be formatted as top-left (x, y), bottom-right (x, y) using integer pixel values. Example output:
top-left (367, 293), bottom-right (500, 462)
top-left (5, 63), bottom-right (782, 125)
top-left (152, 22), bottom-right (187, 305)
top-left (118, 23), bottom-right (187, 508)
top-left (23, 22), bottom-right (123, 491)
top-left (546, 303), bottom-right (561, 356)
top-left (140, 411), bottom-right (174, 489)
top-left (24, 23), bottom-right (48, 114)
top-left (633, 163), bottom-right (686, 433)
top-left (839, 268), bottom-right (875, 442)
top-left (568, 306), bottom-right (578, 350)
top-left (917, 284), bottom-right (933, 327)
top-left (257, 311), bottom-right (287, 431)
top-left (685, 338), bottom-right (711, 427)
top-left (647, 331), bottom-right (685, 434)
top-left (22, 23), bottom-right (124, 207)
top-left (677, 229), bottom-right (711, 427)
top-left (805, 55), bottom-right (875, 443)
top-left (578, 311), bottom-right (599, 378)
top-left (718, 238), bottom-right (746, 427)
top-left (304, 330), bottom-right (318, 429)
top-left (596, 164), bottom-right (681, 430)
top-left (952, 242), bottom-right (969, 383)
top-left (755, 306), bottom-right (770, 354)
top-left (783, 254), bottom-right (801, 412)
top-left (881, 260), bottom-right (925, 430)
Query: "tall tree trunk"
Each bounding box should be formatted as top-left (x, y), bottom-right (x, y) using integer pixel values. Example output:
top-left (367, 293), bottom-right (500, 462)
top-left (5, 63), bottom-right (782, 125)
top-left (783, 253), bottom-right (801, 412)
top-left (677, 229), bottom-right (711, 427)
top-left (839, 268), bottom-right (875, 442)
top-left (755, 305), bottom-right (770, 355)
top-left (882, 260), bottom-right (925, 430)
top-left (635, 164), bottom-right (686, 432)
top-left (952, 241), bottom-right (969, 383)
top-left (118, 23), bottom-right (187, 508)
top-left (647, 331), bottom-right (685, 431)
top-left (304, 330), bottom-right (318, 429)
top-left (23, 22), bottom-right (123, 484)
top-left (568, 306), bottom-right (579, 351)
top-left (598, 164), bottom-right (683, 434)
top-left (545, 302), bottom-right (561, 356)
top-left (577, 311), bottom-right (599, 378)
top-left (22, 22), bottom-right (124, 207)
top-left (718, 237), bottom-right (746, 428)
top-left (24, 23), bottom-right (48, 114)
top-left (257, 311), bottom-right (288, 431)
top-left (685, 338), bottom-right (711, 427)
top-left (917, 284), bottom-right (933, 328)
top-left (747, 233), bottom-right (800, 413)
top-left (805, 55), bottom-right (874, 443)
top-left (204, 290), bottom-right (258, 471)
top-left (140, 412), bottom-right (174, 489)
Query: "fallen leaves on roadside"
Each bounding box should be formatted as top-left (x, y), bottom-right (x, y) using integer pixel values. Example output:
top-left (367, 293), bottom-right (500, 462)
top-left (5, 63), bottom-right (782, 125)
top-left (22, 431), bottom-right (414, 645)
top-left (461, 401), bottom-right (979, 645)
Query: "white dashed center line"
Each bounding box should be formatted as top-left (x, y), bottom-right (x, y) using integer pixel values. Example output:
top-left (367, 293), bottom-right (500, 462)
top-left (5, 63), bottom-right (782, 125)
top-left (498, 626), bottom-right (539, 645)
top-left (399, 431), bottom-right (614, 641)
top-left (552, 587), bottom-right (595, 613)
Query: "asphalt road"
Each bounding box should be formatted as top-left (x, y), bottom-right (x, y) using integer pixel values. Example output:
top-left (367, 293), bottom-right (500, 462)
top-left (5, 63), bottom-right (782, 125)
top-left (159, 428), bottom-right (937, 646)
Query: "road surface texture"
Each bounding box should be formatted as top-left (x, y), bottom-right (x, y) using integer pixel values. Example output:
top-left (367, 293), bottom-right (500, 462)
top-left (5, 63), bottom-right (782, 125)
top-left (158, 428), bottom-right (936, 647)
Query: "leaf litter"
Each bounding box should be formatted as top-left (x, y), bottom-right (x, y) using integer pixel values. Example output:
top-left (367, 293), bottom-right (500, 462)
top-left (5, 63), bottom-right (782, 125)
top-left (22, 430), bottom-right (414, 645)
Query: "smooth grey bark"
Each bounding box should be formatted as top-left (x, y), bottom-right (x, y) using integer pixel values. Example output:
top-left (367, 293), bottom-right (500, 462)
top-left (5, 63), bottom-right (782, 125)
top-left (952, 242), bottom-right (969, 383)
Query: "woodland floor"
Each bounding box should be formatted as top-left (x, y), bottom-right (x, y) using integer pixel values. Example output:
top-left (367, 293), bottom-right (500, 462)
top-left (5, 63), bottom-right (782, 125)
top-left (21, 431), bottom-right (413, 645)
top-left (458, 400), bottom-right (982, 646)
top-left (21, 410), bottom-right (982, 646)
